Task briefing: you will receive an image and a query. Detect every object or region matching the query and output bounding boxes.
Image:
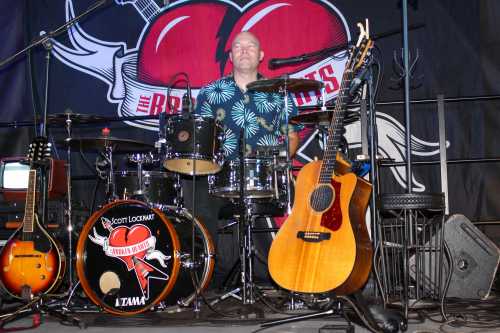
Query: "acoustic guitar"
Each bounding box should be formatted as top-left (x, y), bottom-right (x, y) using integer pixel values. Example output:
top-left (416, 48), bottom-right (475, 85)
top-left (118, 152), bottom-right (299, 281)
top-left (0, 137), bottom-right (65, 299)
top-left (268, 21), bottom-right (374, 295)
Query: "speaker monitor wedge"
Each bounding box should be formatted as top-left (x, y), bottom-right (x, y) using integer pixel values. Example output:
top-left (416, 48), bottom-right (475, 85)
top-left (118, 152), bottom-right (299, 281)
top-left (409, 214), bottom-right (500, 300)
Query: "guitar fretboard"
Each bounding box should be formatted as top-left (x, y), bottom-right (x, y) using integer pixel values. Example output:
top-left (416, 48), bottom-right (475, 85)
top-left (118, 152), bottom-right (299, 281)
top-left (318, 68), bottom-right (355, 184)
top-left (22, 169), bottom-right (37, 234)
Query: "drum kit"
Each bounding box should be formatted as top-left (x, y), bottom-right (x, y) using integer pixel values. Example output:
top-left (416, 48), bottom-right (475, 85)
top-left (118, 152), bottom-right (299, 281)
top-left (51, 77), bottom-right (356, 315)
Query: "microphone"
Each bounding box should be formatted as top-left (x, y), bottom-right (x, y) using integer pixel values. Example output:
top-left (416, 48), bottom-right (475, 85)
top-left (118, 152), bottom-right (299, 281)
top-left (182, 80), bottom-right (193, 113)
top-left (268, 56), bottom-right (307, 69)
top-left (182, 93), bottom-right (191, 113)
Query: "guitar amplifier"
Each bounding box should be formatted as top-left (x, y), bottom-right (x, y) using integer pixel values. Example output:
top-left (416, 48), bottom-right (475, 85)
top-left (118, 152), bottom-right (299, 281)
top-left (0, 157), bottom-right (67, 202)
top-left (0, 201), bottom-right (66, 247)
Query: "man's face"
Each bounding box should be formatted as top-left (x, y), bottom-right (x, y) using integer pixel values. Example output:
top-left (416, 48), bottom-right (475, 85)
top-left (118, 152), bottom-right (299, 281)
top-left (229, 32), bottom-right (264, 73)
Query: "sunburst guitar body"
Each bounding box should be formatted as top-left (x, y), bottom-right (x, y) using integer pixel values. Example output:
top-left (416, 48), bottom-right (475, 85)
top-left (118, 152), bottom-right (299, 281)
top-left (0, 217), bottom-right (65, 298)
top-left (0, 138), bottom-right (65, 299)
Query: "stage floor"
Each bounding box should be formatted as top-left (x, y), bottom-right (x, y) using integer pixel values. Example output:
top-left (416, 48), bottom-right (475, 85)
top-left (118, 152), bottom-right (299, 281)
top-left (1, 288), bottom-right (500, 333)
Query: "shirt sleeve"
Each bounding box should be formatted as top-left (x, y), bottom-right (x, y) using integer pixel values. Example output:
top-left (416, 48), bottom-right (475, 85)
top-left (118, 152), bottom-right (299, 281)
top-left (287, 93), bottom-right (304, 134)
top-left (194, 87), bottom-right (214, 119)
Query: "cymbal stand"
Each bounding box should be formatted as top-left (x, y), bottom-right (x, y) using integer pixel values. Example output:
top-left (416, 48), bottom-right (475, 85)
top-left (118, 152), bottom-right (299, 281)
top-left (279, 79), bottom-right (293, 214)
top-left (128, 153), bottom-right (145, 201)
top-left (64, 114), bottom-right (75, 291)
top-left (238, 129), bottom-right (255, 305)
top-left (104, 145), bottom-right (117, 202)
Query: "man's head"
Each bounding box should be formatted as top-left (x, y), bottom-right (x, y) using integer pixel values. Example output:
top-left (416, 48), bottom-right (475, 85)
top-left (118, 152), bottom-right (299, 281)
top-left (229, 31), bottom-right (264, 74)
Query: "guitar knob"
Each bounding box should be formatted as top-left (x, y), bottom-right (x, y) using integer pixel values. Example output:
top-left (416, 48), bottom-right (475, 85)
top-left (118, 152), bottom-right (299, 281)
top-left (40, 275), bottom-right (46, 280)
top-left (36, 263), bottom-right (41, 269)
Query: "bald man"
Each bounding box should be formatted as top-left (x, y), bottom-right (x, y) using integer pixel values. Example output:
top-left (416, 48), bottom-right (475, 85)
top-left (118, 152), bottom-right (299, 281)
top-left (196, 31), bottom-right (301, 159)
top-left (187, 32), bottom-right (302, 288)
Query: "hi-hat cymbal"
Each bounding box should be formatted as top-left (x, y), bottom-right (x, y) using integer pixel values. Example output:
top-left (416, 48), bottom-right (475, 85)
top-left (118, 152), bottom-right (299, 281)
top-left (290, 110), bottom-right (359, 126)
top-left (46, 112), bottom-right (111, 125)
top-left (247, 78), bottom-right (323, 93)
top-left (59, 137), bottom-right (154, 153)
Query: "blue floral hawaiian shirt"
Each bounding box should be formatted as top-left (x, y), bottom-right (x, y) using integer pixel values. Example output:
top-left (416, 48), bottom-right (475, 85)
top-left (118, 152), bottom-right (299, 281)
top-left (195, 75), bottom-right (302, 160)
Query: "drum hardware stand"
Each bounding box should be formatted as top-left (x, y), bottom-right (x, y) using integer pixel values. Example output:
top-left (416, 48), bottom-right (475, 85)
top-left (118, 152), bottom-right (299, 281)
top-left (0, 0), bottom-right (109, 320)
top-left (278, 77), bottom-right (293, 214)
top-left (63, 113), bottom-right (75, 293)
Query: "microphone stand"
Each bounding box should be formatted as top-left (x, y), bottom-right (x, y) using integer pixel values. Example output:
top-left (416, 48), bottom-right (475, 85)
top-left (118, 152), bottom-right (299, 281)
top-left (0, 0), bottom-right (110, 325)
top-left (268, 23), bottom-right (424, 69)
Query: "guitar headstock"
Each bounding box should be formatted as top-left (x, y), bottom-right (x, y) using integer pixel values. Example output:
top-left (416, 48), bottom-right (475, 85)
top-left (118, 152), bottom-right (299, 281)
top-left (27, 137), bottom-right (51, 167)
top-left (346, 19), bottom-right (374, 73)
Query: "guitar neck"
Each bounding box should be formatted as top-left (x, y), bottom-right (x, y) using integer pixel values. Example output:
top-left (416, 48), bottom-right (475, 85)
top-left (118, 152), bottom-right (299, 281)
top-left (22, 169), bottom-right (37, 238)
top-left (318, 69), bottom-right (354, 184)
top-left (133, 0), bottom-right (161, 22)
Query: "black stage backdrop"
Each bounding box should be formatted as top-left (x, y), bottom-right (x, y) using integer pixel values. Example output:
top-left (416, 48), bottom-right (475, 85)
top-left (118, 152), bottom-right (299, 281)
top-left (1, 0), bottom-right (500, 222)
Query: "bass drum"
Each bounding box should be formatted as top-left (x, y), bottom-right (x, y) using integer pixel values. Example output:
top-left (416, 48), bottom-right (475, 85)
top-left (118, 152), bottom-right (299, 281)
top-left (76, 200), bottom-right (214, 315)
top-left (159, 206), bottom-right (214, 308)
top-left (76, 200), bottom-right (180, 315)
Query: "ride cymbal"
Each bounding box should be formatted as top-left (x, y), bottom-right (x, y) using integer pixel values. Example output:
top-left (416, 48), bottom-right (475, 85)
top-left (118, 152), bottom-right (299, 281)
top-left (247, 78), bottom-right (323, 93)
top-left (58, 137), bottom-right (154, 153)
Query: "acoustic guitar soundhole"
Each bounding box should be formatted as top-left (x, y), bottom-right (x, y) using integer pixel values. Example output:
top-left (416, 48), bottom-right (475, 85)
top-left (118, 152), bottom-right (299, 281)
top-left (310, 185), bottom-right (334, 212)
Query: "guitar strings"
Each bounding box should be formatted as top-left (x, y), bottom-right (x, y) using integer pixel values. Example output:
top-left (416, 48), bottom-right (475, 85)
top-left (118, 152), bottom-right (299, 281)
top-left (296, 50), bottom-right (355, 291)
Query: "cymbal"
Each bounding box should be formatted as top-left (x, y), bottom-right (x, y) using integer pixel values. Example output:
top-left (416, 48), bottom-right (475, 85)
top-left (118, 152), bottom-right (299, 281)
top-left (46, 112), bottom-right (111, 125)
top-left (290, 110), bottom-right (359, 126)
top-left (247, 78), bottom-right (323, 93)
top-left (59, 137), bottom-right (154, 153)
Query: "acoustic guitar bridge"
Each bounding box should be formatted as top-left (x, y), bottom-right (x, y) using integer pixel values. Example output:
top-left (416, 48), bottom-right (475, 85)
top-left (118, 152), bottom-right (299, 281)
top-left (297, 231), bottom-right (331, 243)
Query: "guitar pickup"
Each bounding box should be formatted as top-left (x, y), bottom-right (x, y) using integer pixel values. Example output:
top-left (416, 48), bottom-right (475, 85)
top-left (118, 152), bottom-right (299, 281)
top-left (297, 231), bottom-right (331, 243)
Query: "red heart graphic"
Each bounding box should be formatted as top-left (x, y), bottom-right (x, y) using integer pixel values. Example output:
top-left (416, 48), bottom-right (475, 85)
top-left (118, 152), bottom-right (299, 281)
top-left (137, 0), bottom-right (348, 87)
top-left (108, 224), bottom-right (152, 270)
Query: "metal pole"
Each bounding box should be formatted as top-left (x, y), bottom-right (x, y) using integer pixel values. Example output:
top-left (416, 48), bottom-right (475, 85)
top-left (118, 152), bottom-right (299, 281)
top-left (402, 0), bottom-right (412, 194)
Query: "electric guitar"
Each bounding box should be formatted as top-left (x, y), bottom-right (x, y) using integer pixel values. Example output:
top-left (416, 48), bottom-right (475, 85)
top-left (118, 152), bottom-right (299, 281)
top-left (0, 138), bottom-right (66, 299)
top-left (268, 20), bottom-right (374, 295)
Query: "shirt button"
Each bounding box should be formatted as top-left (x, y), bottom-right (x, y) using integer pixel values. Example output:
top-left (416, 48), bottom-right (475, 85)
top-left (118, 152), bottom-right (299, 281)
top-left (243, 94), bottom-right (250, 104)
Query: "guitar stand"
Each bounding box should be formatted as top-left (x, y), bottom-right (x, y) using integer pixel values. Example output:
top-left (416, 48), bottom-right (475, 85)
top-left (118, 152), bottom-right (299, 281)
top-left (0, 294), bottom-right (87, 331)
top-left (260, 301), bottom-right (344, 329)
top-left (260, 293), bottom-right (387, 333)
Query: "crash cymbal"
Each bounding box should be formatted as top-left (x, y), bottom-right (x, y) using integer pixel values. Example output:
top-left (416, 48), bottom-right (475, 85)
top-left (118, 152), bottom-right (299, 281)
top-left (290, 110), bottom-right (359, 126)
top-left (247, 78), bottom-right (323, 93)
top-left (59, 137), bottom-right (154, 153)
top-left (46, 112), bottom-right (111, 125)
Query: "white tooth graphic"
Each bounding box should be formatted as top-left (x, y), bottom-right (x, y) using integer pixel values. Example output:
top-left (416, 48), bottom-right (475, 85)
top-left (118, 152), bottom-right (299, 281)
top-left (345, 112), bottom-right (450, 192)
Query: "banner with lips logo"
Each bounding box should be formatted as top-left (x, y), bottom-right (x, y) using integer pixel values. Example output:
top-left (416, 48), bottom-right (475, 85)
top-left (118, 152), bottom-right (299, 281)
top-left (48, 0), bottom-right (446, 192)
top-left (51, 0), bottom-right (350, 130)
top-left (3, 1), bottom-right (500, 222)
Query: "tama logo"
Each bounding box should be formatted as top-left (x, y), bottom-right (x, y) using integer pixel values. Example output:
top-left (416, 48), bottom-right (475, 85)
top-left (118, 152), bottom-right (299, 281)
top-left (115, 296), bottom-right (146, 307)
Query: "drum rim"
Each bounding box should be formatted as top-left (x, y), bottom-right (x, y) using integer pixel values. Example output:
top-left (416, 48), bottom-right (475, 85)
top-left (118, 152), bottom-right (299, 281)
top-left (161, 206), bottom-right (215, 306)
top-left (114, 170), bottom-right (177, 177)
top-left (75, 199), bottom-right (182, 315)
top-left (164, 152), bottom-right (221, 161)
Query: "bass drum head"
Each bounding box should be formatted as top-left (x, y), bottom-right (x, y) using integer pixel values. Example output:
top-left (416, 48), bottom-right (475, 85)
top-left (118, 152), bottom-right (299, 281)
top-left (76, 200), bottom-right (181, 315)
top-left (160, 207), bottom-right (215, 308)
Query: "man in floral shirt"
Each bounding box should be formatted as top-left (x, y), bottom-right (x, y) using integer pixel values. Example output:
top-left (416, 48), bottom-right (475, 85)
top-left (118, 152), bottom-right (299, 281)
top-left (185, 31), bottom-right (301, 288)
top-left (195, 31), bottom-right (301, 159)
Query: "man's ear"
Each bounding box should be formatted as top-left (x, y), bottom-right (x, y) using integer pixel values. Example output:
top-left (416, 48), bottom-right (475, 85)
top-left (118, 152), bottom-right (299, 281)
top-left (259, 50), bottom-right (264, 62)
top-left (229, 51), bottom-right (234, 63)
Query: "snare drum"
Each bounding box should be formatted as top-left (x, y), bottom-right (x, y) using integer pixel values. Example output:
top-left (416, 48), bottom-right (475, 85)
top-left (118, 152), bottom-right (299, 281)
top-left (114, 171), bottom-right (180, 208)
top-left (209, 158), bottom-right (283, 199)
top-left (76, 200), bottom-right (214, 315)
top-left (163, 115), bottom-right (223, 175)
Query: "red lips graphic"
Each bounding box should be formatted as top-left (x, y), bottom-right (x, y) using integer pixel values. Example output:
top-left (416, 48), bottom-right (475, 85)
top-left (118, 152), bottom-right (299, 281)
top-left (138, 0), bottom-right (348, 87)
